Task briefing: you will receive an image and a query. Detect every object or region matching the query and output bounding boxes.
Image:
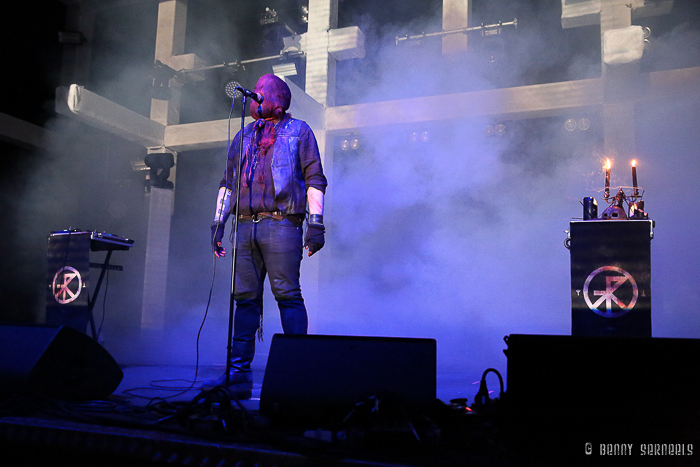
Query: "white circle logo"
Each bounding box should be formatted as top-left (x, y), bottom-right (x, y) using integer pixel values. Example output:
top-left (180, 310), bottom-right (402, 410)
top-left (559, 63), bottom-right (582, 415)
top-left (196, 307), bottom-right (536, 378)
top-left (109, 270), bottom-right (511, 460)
top-left (52, 266), bottom-right (83, 304)
top-left (583, 266), bottom-right (638, 318)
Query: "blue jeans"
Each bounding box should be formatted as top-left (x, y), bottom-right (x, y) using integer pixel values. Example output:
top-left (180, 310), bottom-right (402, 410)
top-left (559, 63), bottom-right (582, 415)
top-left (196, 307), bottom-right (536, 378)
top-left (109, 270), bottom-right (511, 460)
top-left (230, 216), bottom-right (308, 377)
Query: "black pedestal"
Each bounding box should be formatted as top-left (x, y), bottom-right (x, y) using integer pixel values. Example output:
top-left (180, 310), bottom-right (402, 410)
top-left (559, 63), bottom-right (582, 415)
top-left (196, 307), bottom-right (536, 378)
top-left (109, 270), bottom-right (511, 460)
top-left (46, 233), bottom-right (91, 333)
top-left (569, 220), bottom-right (653, 337)
top-left (46, 231), bottom-right (133, 337)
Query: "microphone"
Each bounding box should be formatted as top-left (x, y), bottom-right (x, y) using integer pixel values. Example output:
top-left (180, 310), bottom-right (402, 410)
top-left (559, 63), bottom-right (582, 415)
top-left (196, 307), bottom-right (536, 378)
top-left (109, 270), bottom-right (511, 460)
top-left (235, 86), bottom-right (264, 104)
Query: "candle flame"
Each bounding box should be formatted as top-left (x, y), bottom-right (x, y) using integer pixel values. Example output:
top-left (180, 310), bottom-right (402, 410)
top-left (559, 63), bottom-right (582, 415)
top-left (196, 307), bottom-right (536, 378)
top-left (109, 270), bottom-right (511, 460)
top-left (605, 158), bottom-right (611, 170)
top-left (631, 159), bottom-right (637, 167)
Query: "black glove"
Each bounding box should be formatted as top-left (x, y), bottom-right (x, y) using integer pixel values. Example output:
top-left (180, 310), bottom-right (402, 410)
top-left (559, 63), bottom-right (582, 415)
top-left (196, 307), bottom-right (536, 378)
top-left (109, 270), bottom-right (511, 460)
top-left (304, 224), bottom-right (325, 257)
top-left (211, 222), bottom-right (226, 256)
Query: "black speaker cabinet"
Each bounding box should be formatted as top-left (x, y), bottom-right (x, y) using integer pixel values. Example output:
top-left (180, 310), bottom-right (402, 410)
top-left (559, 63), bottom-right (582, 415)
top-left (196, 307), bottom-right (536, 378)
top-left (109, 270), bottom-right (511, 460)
top-left (504, 335), bottom-right (700, 461)
top-left (260, 334), bottom-right (437, 425)
top-left (505, 333), bottom-right (700, 423)
top-left (0, 325), bottom-right (123, 400)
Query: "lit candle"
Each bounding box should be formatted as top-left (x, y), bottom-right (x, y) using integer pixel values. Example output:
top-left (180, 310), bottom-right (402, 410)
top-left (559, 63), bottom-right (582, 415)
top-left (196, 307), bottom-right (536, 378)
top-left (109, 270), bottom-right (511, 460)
top-left (631, 160), bottom-right (638, 196)
top-left (604, 158), bottom-right (611, 198)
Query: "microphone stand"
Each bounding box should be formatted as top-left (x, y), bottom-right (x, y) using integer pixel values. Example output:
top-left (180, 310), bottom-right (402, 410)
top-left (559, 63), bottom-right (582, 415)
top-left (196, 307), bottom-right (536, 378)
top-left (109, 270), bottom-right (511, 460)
top-left (225, 94), bottom-right (247, 387)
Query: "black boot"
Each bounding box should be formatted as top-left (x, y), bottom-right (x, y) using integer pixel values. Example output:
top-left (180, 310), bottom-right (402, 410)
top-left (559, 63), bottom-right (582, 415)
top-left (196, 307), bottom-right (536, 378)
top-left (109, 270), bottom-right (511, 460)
top-left (200, 337), bottom-right (255, 398)
top-left (200, 371), bottom-right (252, 399)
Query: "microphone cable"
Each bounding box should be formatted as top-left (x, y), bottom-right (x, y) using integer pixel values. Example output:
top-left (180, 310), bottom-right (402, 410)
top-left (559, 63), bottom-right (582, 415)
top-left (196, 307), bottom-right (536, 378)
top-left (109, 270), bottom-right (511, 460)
top-left (122, 97), bottom-right (238, 402)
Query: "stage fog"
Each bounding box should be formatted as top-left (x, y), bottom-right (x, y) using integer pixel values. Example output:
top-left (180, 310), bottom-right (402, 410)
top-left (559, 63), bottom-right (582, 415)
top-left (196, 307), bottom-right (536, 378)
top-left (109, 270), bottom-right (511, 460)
top-left (4, 0), bottom-right (700, 397)
top-left (158, 1), bottom-right (700, 390)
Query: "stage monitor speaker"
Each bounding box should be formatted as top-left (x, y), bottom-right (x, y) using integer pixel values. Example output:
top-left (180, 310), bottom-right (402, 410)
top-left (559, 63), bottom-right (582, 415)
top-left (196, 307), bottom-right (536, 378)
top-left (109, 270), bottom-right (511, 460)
top-left (0, 324), bottom-right (123, 400)
top-left (260, 334), bottom-right (436, 424)
top-left (505, 334), bottom-right (700, 423)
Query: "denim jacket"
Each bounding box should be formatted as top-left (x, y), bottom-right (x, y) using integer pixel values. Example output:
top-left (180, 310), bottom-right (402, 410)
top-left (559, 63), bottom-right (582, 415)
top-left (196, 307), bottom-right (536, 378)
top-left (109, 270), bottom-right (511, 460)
top-left (221, 117), bottom-right (325, 216)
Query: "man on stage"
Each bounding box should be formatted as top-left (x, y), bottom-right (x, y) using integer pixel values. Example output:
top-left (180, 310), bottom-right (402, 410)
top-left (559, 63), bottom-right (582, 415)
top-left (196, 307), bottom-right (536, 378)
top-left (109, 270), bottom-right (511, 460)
top-left (206, 74), bottom-right (327, 398)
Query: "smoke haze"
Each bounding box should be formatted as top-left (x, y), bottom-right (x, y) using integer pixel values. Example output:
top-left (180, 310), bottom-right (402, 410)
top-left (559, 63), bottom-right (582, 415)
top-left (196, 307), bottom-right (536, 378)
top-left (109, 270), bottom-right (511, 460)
top-left (1, 0), bottom-right (699, 398)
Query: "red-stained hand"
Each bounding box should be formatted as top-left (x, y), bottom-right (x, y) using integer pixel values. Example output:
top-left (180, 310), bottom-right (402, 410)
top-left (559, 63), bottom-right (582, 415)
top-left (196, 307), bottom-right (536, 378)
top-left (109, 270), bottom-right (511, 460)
top-left (211, 222), bottom-right (226, 257)
top-left (214, 242), bottom-right (226, 258)
top-left (304, 225), bottom-right (325, 257)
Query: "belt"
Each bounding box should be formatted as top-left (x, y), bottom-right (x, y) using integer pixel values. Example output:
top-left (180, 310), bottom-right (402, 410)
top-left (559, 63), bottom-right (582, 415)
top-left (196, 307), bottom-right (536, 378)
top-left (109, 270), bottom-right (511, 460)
top-left (238, 211), bottom-right (284, 223)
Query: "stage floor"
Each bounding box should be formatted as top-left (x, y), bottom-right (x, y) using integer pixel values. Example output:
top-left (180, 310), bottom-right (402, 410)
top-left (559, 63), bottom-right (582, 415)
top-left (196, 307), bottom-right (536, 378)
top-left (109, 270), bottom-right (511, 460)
top-left (0, 364), bottom-right (517, 467)
top-left (2, 364), bottom-right (697, 466)
top-left (116, 364), bottom-right (476, 409)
